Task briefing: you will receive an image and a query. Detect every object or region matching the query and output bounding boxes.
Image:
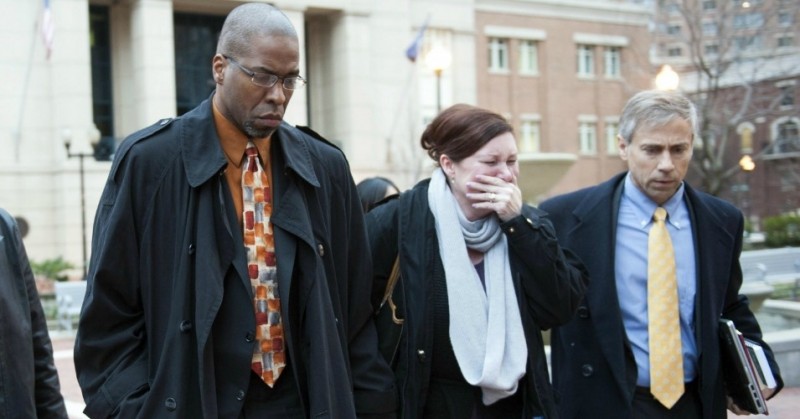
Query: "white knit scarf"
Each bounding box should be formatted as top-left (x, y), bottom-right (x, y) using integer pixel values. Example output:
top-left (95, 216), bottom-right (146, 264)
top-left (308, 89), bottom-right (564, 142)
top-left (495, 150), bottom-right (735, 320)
top-left (427, 168), bottom-right (528, 405)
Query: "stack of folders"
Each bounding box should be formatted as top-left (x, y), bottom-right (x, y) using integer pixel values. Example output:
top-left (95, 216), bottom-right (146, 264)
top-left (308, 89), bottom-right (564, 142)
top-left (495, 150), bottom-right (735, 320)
top-left (718, 318), bottom-right (777, 415)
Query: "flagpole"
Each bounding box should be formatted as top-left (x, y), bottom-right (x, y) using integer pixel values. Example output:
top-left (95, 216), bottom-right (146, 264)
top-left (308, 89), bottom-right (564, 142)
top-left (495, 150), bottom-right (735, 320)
top-left (15, 11), bottom-right (40, 162)
top-left (384, 67), bottom-right (417, 166)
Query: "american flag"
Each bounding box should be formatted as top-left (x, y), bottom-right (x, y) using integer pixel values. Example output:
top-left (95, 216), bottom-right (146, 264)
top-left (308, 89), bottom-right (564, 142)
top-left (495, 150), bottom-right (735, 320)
top-left (41, 0), bottom-right (55, 59)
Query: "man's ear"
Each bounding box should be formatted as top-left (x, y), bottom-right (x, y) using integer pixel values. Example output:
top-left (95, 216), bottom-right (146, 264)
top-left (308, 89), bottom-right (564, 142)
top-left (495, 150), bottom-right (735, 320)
top-left (212, 54), bottom-right (225, 84)
top-left (618, 134), bottom-right (629, 161)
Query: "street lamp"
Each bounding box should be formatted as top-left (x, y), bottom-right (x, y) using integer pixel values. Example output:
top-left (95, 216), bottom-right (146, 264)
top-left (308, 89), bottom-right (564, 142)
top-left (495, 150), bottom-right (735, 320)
top-left (739, 154), bottom-right (756, 221)
top-left (425, 46), bottom-right (451, 114)
top-left (655, 64), bottom-right (680, 91)
top-left (739, 154), bottom-right (755, 172)
top-left (63, 126), bottom-right (101, 279)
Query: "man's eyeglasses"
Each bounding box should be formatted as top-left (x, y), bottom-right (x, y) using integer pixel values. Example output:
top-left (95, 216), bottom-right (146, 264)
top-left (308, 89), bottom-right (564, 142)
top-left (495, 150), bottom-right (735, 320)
top-left (222, 55), bottom-right (307, 90)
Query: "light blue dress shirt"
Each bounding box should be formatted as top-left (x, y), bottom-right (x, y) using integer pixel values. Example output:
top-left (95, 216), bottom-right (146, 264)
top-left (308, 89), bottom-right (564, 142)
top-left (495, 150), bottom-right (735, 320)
top-left (615, 173), bottom-right (698, 387)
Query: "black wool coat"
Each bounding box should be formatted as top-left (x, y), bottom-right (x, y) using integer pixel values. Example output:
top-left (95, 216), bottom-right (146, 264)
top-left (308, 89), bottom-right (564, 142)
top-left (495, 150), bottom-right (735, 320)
top-left (74, 96), bottom-right (396, 418)
top-left (366, 179), bottom-right (589, 419)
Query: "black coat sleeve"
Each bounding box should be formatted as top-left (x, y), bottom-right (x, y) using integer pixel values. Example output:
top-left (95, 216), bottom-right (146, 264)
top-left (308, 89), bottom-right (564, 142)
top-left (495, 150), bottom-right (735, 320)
top-left (501, 206), bottom-right (590, 330)
top-left (74, 146), bottom-right (151, 418)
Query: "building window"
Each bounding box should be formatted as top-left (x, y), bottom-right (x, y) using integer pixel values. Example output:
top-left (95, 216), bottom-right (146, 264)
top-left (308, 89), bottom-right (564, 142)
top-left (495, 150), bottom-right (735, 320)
top-left (577, 45), bottom-right (595, 77)
top-left (772, 118), bottom-right (799, 154)
top-left (780, 86), bottom-right (795, 107)
top-left (702, 1), bottom-right (717, 10)
top-left (702, 22), bottom-right (718, 35)
top-left (667, 47), bottom-right (682, 57)
top-left (579, 121), bottom-right (597, 154)
top-left (519, 119), bottom-right (541, 153)
top-left (705, 43), bottom-right (719, 55)
top-left (778, 11), bottom-right (793, 27)
top-left (733, 13), bottom-right (764, 29)
top-left (489, 38), bottom-right (509, 72)
top-left (734, 35), bottom-right (761, 51)
top-left (89, 5), bottom-right (115, 160)
top-left (604, 47), bottom-right (621, 78)
top-left (605, 121), bottom-right (619, 154)
top-left (777, 35), bottom-right (794, 48)
top-left (664, 3), bottom-right (680, 14)
top-left (666, 24), bottom-right (681, 36)
top-left (738, 123), bottom-right (754, 154)
top-left (174, 13), bottom-right (226, 116)
top-left (519, 40), bottom-right (539, 75)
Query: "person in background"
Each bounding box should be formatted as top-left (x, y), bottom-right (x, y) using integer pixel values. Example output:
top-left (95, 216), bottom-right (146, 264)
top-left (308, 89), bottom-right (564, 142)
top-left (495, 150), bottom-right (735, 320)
top-left (74, 3), bottom-right (395, 418)
top-left (357, 176), bottom-right (400, 213)
top-left (366, 104), bottom-right (589, 418)
top-left (539, 90), bottom-right (782, 418)
top-left (0, 207), bottom-right (68, 419)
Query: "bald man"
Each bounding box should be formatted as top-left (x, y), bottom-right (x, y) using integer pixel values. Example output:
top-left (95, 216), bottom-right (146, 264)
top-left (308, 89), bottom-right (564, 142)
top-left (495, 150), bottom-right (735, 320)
top-left (75, 4), bottom-right (396, 418)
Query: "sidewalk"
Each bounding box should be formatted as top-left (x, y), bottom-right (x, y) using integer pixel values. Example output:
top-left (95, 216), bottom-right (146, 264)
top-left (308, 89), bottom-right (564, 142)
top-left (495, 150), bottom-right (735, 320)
top-left (52, 334), bottom-right (799, 418)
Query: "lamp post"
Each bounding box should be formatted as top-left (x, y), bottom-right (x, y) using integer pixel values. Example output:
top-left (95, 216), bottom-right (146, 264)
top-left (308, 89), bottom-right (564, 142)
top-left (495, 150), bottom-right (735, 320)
top-left (655, 64), bottom-right (680, 91)
top-left (739, 154), bottom-right (756, 221)
top-left (63, 127), bottom-right (101, 279)
top-left (425, 46), bottom-right (451, 114)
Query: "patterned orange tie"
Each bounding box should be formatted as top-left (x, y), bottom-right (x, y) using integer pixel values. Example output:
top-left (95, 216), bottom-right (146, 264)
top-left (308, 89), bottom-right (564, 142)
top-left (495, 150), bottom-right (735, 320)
top-left (242, 141), bottom-right (285, 387)
top-left (648, 207), bottom-right (684, 408)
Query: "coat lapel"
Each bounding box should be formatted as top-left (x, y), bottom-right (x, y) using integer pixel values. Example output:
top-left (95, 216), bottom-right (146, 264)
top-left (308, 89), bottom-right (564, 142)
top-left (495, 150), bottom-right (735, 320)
top-left (572, 175), bottom-right (631, 393)
top-left (269, 125), bottom-right (322, 314)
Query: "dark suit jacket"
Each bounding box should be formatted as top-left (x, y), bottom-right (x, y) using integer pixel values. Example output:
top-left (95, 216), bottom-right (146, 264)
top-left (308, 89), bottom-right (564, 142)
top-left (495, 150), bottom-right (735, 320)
top-left (539, 172), bottom-right (783, 419)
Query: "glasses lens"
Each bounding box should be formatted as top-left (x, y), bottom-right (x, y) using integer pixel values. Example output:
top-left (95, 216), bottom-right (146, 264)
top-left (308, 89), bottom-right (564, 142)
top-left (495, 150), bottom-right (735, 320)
top-left (252, 73), bottom-right (279, 88)
top-left (284, 77), bottom-right (306, 90)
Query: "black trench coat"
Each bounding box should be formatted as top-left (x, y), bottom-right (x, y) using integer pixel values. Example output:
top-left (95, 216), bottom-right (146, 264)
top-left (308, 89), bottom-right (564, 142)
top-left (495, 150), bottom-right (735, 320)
top-left (75, 96), bottom-right (396, 418)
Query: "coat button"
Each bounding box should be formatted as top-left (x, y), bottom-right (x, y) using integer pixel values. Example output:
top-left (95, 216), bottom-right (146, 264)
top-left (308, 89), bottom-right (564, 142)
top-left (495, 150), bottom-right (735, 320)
top-left (508, 227), bottom-right (516, 234)
top-left (179, 320), bottom-right (192, 333)
top-left (245, 331), bottom-right (255, 342)
top-left (417, 349), bottom-right (426, 362)
top-left (188, 244), bottom-right (195, 255)
top-left (577, 306), bottom-right (590, 319)
top-left (165, 397), bottom-right (177, 411)
top-left (317, 243), bottom-right (325, 256)
top-left (236, 390), bottom-right (246, 401)
top-left (581, 364), bottom-right (594, 377)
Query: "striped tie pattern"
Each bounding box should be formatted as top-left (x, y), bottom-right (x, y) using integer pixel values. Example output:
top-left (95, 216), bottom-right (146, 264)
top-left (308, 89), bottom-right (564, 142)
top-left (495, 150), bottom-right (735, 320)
top-left (242, 141), bottom-right (285, 387)
top-left (647, 207), bottom-right (684, 408)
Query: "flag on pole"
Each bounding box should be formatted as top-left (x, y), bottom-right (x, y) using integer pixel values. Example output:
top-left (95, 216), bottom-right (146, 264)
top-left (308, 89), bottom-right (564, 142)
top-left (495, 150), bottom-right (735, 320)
top-left (41, 0), bottom-right (55, 59)
top-left (405, 15), bottom-right (430, 63)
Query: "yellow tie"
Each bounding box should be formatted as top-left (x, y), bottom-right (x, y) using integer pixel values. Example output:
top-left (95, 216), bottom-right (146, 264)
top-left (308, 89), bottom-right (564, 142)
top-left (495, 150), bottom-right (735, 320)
top-left (647, 207), bottom-right (684, 408)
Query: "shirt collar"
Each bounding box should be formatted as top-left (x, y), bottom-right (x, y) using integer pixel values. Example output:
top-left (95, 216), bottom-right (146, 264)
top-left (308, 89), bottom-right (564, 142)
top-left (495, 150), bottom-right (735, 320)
top-left (212, 100), bottom-right (271, 167)
top-left (623, 173), bottom-right (686, 229)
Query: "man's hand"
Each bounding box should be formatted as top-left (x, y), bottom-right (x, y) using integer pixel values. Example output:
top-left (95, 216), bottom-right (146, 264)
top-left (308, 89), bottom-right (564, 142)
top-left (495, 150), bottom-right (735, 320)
top-left (726, 396), bottom-right (751, 415)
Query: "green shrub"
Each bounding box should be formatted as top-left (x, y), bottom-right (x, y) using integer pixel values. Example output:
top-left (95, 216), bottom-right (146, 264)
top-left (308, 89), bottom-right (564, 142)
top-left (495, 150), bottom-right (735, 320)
top-left (29, 257), bottom-right (74, 282)
top-left (763, 214), bottom-right (800, 248)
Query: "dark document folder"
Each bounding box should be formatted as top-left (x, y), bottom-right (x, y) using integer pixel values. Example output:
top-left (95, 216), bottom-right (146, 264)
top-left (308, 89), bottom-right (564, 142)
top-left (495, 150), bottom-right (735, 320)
top-left (718, 318), bottom-right (768, 414)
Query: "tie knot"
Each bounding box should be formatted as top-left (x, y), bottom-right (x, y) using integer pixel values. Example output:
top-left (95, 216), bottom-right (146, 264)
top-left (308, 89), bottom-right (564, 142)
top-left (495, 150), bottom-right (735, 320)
top-left (653, 207), bottom-right (667, 222)
top-left (245, 141), bottom-right (258, 156)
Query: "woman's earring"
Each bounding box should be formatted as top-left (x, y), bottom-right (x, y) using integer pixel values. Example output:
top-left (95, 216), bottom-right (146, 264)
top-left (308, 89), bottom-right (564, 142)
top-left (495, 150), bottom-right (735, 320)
top-left (450, 177), bottom-right (455, 184)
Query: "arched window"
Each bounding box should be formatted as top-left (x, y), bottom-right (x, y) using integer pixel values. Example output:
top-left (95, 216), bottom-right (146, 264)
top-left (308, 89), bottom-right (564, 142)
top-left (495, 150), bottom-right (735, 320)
top-left (770, 117), bottom-right (800, 154)
top-left (737, 122), bottom-right (755, 154)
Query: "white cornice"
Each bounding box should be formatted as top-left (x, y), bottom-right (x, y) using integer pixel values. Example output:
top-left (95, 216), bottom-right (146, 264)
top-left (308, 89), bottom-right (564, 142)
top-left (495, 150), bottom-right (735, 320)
top-left (476, 0), bottom-right (653, 27)
top-left (485, 25), bottom-right (547, 40)
top-left (573, 33), bottom-right (629, 47)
